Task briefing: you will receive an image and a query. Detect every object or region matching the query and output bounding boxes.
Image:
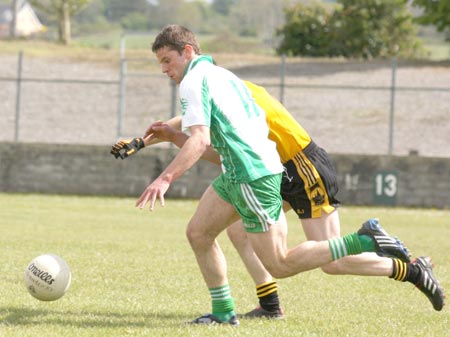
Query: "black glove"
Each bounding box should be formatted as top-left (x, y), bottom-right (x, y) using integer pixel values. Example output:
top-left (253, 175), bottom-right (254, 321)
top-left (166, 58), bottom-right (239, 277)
top-left (110, 137), bottom-right (145, 159)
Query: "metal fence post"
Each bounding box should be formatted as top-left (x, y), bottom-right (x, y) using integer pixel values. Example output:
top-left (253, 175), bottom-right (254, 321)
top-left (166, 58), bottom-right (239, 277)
top-left (279, 53), bottom-right (286, 104)
top-left (117, 34), bottom-right (126, 139)
top-left (14, 50), bottom-right (23, 142)
top-left (388, 57), bottom-right (397, 155)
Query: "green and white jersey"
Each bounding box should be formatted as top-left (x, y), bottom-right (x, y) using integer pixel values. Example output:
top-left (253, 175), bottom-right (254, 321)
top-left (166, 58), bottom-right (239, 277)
top-left (180, 55), bottom-right (282, 183)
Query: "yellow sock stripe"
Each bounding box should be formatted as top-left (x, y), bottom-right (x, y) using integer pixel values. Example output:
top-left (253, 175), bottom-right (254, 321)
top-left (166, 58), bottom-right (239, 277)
top-left (394, 259), bottom-right (407, 281)
top-left (256, 282), bottom-right (277, 298)
top-left (393, 259), bottom-right (401, 279)
top-left (256, 281), bottom-right (276, 292)
top-left (258, 287), bottom-right (278, 297)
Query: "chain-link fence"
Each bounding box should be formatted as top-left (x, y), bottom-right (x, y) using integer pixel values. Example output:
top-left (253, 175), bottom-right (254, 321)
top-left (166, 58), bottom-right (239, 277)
top-left (1, 47), bottom-right (449, 157)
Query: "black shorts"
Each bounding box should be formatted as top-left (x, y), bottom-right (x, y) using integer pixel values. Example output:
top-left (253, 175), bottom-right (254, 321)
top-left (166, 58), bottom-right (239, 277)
top-left (281, 141), bottom-right (340, 219)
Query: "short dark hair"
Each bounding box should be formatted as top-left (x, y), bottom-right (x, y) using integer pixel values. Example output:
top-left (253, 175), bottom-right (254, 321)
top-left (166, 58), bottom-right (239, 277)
top-left (152, 24), bottom-right (201, 55)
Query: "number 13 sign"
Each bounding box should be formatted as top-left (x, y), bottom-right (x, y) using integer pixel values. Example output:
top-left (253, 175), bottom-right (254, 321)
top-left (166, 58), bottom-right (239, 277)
top-left (373, 170), bottom-right (398, 205)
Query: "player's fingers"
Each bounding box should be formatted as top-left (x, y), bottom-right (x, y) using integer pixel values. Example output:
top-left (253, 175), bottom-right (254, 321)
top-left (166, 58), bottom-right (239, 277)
top-left (150, 194), bottom-right (157, 211)
top-left (151, 125), bottom-right (163, 134)
top-left (159, 192), bottom-right (165, 208)
top-left (143, 129), bottom-right (153, 138)
top-left (112, 143), bottom-right (126, 154)
top-left (143, 125), bottom-right (151, 136)
top-left (144, 121), bottom-right (165, 137)
top-left (143, 132), bottom-right (154, 142)
top-left (136, 191), bottom-right (149, 208)
top-left (144, 121), bottom-right (163, 134)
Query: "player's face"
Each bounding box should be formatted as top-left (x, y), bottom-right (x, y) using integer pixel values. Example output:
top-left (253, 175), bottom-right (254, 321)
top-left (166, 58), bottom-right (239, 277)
top-left (155, 46), bottom-right (191, 84)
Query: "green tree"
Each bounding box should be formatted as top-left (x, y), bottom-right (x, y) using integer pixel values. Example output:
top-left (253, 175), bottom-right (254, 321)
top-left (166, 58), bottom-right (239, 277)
top-left (276, 3), bottom-right (334, 56)
top-left (30, 0), bottom-right (91, 44)
top-left (335, 0), bottom-right (420, 58)
top-left (277, 0), bottom-right (420, 58)
top-left (413, 0), bottom-right (450, 38)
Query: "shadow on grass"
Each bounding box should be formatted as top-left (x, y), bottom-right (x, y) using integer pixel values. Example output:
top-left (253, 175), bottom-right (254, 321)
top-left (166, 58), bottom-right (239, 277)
top-left (0, 306), bottom-right (193, 328)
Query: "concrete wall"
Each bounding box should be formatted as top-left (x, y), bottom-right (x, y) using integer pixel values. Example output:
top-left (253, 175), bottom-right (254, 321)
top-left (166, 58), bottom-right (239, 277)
top-left (1, 142), bottom-right (449, 209)
top-left (332, 154), bottom-right (450, 209)
top-left (0, 142), bottom-right (220, 199)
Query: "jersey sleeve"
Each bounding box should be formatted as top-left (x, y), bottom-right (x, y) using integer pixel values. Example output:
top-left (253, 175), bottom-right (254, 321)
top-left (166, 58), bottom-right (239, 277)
top-left (179, 73), bottom-right (211, 131)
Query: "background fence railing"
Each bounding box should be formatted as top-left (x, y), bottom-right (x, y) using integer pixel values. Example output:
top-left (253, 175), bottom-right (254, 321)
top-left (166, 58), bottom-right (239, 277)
top-left (1, 49), bottom-right (449, 157)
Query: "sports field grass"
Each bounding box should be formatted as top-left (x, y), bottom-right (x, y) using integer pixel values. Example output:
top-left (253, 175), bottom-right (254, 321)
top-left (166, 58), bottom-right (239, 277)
top-left (0, 193), bottom-right (448, 337)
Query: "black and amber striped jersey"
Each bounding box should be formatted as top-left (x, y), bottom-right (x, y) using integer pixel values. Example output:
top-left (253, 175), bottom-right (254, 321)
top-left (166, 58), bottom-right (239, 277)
top-left (245, 81), bottom-right (311, 163)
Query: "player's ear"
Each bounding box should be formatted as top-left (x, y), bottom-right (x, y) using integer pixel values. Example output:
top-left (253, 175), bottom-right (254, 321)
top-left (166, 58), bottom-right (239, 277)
top-left (183, 44), bottom-right (196, 58)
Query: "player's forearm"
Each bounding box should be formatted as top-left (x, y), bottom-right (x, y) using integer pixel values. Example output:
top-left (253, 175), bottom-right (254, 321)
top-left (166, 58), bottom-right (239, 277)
top-left (158, 131), bottom-right (209, 184)
top-left (167, 131), bottom-right (220, 165)
top-left (171, 131), bottom-right (189, 148)
top-left (142, 116), bottom-right (220, 165)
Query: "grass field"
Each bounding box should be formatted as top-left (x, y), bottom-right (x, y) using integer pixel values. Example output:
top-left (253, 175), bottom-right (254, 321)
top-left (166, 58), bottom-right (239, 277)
top-left (0, 193), bottom-right (449, 337)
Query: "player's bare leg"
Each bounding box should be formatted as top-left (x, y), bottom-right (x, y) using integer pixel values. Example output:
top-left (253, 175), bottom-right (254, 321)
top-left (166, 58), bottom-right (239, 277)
top-left (301, 210), bottom-right (444, 310)
top-left (227, 220), bottom-right (285, 319)
top-left (247, 210), bottom-right (412, 279)
top-left (302, 210), bottom-right (393, 276)
top-left (186, 184), bottom-right (241, 325)
top-left (227, 221), bottom-right (277, 285)
top-left (246, 211), bottom-right (336, 279)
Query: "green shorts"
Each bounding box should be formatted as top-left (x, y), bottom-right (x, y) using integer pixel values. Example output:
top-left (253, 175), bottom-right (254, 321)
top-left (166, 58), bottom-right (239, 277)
top-left (212, 173), bottom-right (282, 233)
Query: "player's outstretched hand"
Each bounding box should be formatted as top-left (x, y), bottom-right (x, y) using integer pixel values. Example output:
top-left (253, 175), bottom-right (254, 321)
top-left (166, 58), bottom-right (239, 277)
top-left (110, 137), bottom-right (145, 160)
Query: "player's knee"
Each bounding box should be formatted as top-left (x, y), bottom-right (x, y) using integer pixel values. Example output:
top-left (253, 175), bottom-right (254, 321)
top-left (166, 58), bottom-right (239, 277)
top-left (186, 226), bottom-right (202, 247)
top-left (186, 225), bottom-right (213, 249)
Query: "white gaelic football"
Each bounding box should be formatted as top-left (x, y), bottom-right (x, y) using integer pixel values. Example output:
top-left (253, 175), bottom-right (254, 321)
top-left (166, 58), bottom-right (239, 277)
top-left (24, 254), bottom-right (72, 301)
